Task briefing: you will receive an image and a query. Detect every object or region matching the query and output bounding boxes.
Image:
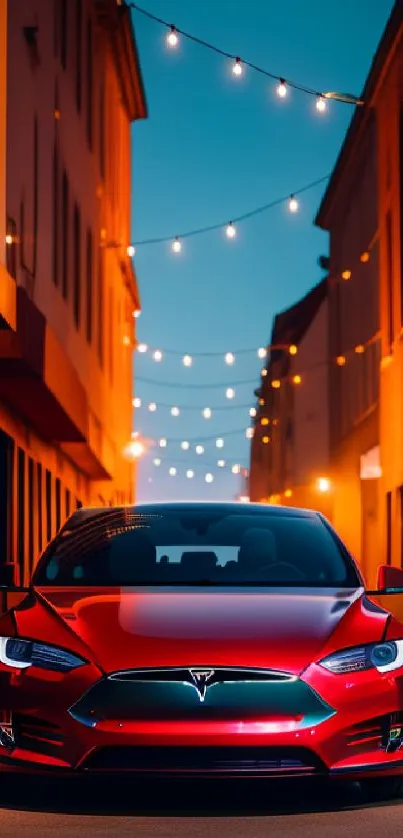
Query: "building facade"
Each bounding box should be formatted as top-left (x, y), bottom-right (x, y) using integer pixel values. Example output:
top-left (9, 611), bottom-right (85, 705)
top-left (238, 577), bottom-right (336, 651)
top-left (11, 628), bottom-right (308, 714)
top-left (0, 0), bottom-right (146, 585)
top-left (249, 279), bottom-right (331, 518)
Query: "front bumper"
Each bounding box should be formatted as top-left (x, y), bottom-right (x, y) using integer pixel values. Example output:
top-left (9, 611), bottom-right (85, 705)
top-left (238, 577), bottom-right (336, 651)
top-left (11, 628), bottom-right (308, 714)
top-left (2, 662), bottom-right (403, 781)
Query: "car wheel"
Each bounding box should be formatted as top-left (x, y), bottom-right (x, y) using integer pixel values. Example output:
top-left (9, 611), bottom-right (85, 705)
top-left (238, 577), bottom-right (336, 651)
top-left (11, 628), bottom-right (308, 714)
top-left (360, 776), bottom-right (403, 803)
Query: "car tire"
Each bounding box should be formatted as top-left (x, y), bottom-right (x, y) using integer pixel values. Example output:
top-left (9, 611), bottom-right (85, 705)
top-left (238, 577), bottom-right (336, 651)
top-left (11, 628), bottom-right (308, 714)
top-left (360, 776), bottom-right (403, 803)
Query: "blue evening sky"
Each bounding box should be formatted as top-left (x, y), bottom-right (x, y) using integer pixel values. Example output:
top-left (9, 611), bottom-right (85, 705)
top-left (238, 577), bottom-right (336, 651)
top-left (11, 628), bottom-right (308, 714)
top-left (130, 0), bottom-right (393, 503)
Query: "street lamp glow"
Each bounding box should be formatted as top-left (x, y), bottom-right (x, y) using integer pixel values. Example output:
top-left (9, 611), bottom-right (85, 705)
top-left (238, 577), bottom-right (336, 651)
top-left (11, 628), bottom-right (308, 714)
top-left (317, 476), bottom-right (331, 493)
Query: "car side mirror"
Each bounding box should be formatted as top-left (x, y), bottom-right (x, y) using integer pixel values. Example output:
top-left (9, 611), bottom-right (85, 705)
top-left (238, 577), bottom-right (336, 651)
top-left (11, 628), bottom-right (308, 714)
top-left (377, 564), bottom-right (403, 591)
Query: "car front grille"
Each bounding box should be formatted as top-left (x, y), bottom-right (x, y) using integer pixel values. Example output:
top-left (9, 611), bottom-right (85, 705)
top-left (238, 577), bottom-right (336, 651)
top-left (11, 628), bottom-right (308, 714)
top-left (13, 714), bottom-right (65, 756)
top-left (80, 745), bottom-right (325, 775)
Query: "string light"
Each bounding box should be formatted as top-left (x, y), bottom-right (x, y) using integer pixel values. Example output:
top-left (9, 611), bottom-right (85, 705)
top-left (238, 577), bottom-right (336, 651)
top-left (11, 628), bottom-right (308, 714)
top-left (153, 350), bottom-right (163, 362)
top-left (292, 374), bottom-right (302, 384)
top-left (276, 79), bottom-right (287, 98)
top-left (133, 309), bottom-right (141, 318)
top-left (205, 473), bottom-right (214, 483)
top-left (166, 24), bottom-right (179, 48)
top-left (183, 354), bottom-right (193, 366)
top-left (133, 397), bottom-right (141, 408)
top-left (186, 470), bottom-right (194, 478)
top-left (226, 387), bottom-right (235, 399)
top-left (288, 195), bottom-right (299, 213)
top-left (5, 234), bottom-right (13, 245)
top-left (226, 222), bottom-right (236, 239)
top-left (138, 343), bottom-right (148, 353)
top-left (130, 4), bottom-right (364, 110)
top-left (127, 245), bottom-right (135, 257)
top-left (169, 467), bottom-right (177, 477)
top-left (289, 344), bottom-right (298, 355)
top-left (232, 465), bottom-right (241, 474)
top-left (316, 95), bottom-right (327, 112)
top-left (225, 352), bottom-right (235, 365)
top-left (246, 428), bottom-right (254, 439)
top-left (203, 407), bottom-right (212, 419)
top-left (257, 348), bottom-right (267, 359)
top-left (216, 439), bottom-right (224, 448)
top-left (232, 57), bottom-right (243, 77)
top-left (218, 459), bottom-right (225, 467)
top-left (342, 270), bottom-right (351, 280)
top-left (181, 441), bottom-right (190, 450)
top-left (159, 438), bottom-right (167, 447)
top-left (171, 406), bottom-right (180, 416)
top-left (128, 174), bottom-right (330, 249)
top-left (196, 444), bottom-right (204, 455)
top-left (148, 402), bottom-right (157, 412)
top-left (249, 407), bottom-right (257, 417)
top-left (153, 458), bottom-right (161, 466)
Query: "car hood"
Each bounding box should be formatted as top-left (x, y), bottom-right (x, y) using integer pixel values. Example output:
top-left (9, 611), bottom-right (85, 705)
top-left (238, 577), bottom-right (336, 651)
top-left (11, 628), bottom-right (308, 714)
top-left (13, 585), bottom-right (388, 676)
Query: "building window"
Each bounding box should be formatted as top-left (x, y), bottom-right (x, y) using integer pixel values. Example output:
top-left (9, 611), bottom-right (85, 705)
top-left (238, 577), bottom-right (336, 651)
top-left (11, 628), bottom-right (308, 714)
top-left (86, 228), bottom-right (93, 343)
top-left (46, 469), bottom-right (52, 543)
top-left (86, 18), bottom-right (93, 149)
top-left (386, 490), bottom-right (392, 565)
top-left (386, 210), bottom-right (394, 352)
top-left (75, 0), bottom-right (82, 112)
top-left (55, 478), bottom-right (61, 532)
top-left (76, 498), bottom-right (83, 510)
top-left (37, 463), bottom-right (43, 555)
top-left (17, 449), bottom-right (25, 586)
top-left (73, 202), bottom-right (81, 328)
top-left (108, 286), bottom-right (114, 384)
top-left (52, 138), bottom-right (59, 286)
top-left (6, 218), bottom-right (17, 279)
top-left (61, 0), bottom-right (67, 70)
top-left (62, 170), bottom-right (69, 299)
top-left (28, 458), bottom-right (34, 575)
top-left (99, 78), bottom-right (105, 179)
top-left (65, 488), bottom-right (71, 519)
top-left (98, 250), bottom-right (104, 365)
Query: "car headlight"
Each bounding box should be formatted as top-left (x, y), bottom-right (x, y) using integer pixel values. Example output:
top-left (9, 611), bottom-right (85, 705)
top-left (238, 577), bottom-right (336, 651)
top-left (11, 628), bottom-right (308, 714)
top-left (0, 637), bottom-right (87, 672)
top-left (319, 640), bottom-right (403, 674)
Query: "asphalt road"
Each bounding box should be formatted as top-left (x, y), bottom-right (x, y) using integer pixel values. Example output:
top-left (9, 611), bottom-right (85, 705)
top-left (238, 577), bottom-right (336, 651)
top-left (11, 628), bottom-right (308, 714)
top-left (0, 777), bottom-right (402, 837)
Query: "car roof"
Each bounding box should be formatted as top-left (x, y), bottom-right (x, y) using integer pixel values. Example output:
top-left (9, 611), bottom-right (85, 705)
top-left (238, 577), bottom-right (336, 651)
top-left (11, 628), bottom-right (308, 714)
top-left (66, 501), bottom-right (320, 529)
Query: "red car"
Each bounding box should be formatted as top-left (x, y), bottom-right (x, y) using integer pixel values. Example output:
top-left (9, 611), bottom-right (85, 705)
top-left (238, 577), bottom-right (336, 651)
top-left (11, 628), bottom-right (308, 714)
top-left (1, 501), bottom-right (403, 801)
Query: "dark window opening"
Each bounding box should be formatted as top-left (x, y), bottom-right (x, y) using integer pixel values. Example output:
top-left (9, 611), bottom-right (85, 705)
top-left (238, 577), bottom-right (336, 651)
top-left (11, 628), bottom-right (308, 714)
top-left (65, 488), bottom-right (71, 519)
top-left (17, 449), bottom-right (25, 585)
top-left (61, 0), bottom-right (67, 70)
top-left (62, 170), bottom-right (69, 299)
top-left (73, 202), bottom-right (81, 328)
top-left (37, 463), bottom-right (43, 555)
top-left (28, 458), bottom-right (34, 574)
top-left (46, 470), bottom-right (52, 544)
top-left (55, 478), bottom-right (61, 532)
top-left (75, 0), bottom-right (82, 111)
top-left (86, 18), bottom-right (93, 149)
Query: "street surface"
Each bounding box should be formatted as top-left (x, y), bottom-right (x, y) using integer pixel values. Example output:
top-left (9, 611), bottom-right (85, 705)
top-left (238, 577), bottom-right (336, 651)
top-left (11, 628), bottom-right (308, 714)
top-left (0, 777), bottom-right (401, 836)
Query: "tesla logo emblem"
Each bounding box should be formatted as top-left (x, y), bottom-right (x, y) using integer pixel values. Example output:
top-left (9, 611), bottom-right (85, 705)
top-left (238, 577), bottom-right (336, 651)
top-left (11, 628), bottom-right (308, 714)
top-left (188, 669), bottom-right (215, 702)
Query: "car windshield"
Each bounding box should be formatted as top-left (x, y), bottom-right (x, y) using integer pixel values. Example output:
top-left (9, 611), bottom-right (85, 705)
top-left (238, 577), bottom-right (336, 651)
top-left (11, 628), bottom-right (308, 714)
top-left (32, 507), bottom-right (359, 588)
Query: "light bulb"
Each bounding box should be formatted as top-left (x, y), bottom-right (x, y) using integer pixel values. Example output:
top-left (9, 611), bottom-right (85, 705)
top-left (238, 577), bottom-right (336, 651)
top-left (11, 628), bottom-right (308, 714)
top-left (169, 467), bottom-right (177, 477)
top-left (181, 441), bottom-right (190, 450)
top-left (216, 438), bottom-right (224, 448)
top-left (226, 222), bottom-right (236, 239)
top-left (159, 438), bottom-right (167, 448)
top-left (171, 406), bottom-right (180, 417)
top-left (246, 428), bottom-right (254, 439)
top-left (153, 458), bottom-right (161, 466)
top-left (249, 407), bottom-right (257, 418)
top-left (196, 445), bottom-right (204, 455)
top-left (232, 464), bottom-right (241, 474)
top-left (186, 470), bottom-right (194, 479)
top-left (5, 234), bottom-right (13, 245)
top-left (126, 440), bottom-right (144, 459)
top-left (172, 236), bottom-right (182, 253)
top-left (261, 369), bottom-right (268, 377)
top-left (232, 57), bottom-right (243, 76)
top-left (289, 344), bottom-right (298, 355)
top-left (288, 195), bottom-right (299, 213)
top-left (148, 402), bottom-right (157, 412)
top-left (257, 347), bottom-right (266, 359)
top-left (137, 343), bottom-right (148, 353)
top-left (226, 387), bottom-right (235, 399)
top-left (183, 354), bottom-right (192, 367)
top-left (316, 95), bottom-right (327, 113)
top-left (153, 350), bottom-right (163, 362)
top-left (133, 309), bottom-right (141, 318)
top-left (217, 459), bottom-right (225, 467)
top-left (271, 379), bottom-right (281, 389)
top-left (277, 79), bottom-right (287, 98)
top-left (166, 25), bottom-right (179, 48)
top-left (292, 374), bottom-right (302, 385)
top-left (317, 476), bottom-right (331, 493)
top-left (205, 473), bottom-right (214, 483)
top-left (123, 335), bottom-right (131, 347)
top-left (132, 397), bottom-right (141, 408)
top-left (203, 407), bottom-right (212, 419)
top-left (225, 352), bottom-right (235, 365)
top-left (127, 245), bottom-right (135, 257)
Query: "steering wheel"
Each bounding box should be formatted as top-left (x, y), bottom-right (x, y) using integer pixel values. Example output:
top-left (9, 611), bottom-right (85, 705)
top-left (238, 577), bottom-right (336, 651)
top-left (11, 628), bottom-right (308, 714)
top-left (249, 561), bottom-right (306, 580)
